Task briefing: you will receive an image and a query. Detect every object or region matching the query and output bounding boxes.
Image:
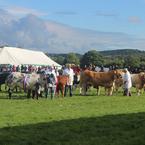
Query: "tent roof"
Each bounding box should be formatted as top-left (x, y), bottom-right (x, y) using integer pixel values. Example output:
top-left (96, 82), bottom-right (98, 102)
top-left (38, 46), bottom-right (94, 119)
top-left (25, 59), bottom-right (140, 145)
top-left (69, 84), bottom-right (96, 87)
top-left (0, 47), bottom-right (61, 67)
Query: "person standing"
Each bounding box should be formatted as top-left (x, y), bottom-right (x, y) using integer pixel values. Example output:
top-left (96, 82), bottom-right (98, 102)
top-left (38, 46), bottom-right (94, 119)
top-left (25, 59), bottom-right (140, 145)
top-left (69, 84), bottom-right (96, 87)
top-left (45, 73), bottom-right (57, 99)
top-left (44, 66), bottom-right (57, 99)
top-left (122, 68), bottom-right (132, 96)
top-left (63, 64), bottom-right (74, 97)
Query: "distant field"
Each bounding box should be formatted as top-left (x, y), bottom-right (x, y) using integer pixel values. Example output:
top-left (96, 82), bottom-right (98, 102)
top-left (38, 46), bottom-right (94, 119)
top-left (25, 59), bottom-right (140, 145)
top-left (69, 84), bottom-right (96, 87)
top-left (0, 86), bottom-right (145, 145)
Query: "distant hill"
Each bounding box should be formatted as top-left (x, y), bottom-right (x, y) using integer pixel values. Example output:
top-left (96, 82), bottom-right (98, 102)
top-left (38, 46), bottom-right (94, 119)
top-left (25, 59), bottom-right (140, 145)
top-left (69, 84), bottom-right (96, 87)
top-left (0, 8), bottom-right (145, 53)
top-left (99, 49), bottom-right (145, 57)
top-left (49, 49), bottom-right (145, 57)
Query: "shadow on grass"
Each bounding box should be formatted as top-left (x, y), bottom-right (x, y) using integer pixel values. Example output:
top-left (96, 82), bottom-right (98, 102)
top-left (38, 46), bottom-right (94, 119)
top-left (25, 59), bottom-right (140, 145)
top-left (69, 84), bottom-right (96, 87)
top-left (0, 112), bottom-right (145, 145)
top-left (0, 93), bottom-right (27, 100)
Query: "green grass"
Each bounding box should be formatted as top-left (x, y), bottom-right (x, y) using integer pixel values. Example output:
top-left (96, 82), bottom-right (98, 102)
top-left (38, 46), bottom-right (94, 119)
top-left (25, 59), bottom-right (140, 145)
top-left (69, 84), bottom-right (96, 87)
top-left (0, 86), bottom-right (145, 145)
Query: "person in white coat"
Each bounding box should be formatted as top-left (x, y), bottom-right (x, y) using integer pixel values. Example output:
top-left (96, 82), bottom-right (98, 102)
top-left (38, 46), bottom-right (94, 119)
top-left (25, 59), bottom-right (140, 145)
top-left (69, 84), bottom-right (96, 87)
top-left (63, 64), bottom-right (74, 97)
top-left (122, 68), bottom-right (132, 96)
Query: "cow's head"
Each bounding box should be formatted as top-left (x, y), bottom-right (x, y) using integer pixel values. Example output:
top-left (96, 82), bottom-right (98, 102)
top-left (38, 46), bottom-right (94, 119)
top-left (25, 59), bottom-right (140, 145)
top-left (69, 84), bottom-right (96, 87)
top-left (112, 69), bottom-right (124, 79)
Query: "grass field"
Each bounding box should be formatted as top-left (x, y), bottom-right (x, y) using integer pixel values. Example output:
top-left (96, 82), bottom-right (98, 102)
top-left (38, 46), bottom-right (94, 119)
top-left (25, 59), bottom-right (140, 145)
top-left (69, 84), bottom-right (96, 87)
top-left (0, 86), bottom-right (145, 145)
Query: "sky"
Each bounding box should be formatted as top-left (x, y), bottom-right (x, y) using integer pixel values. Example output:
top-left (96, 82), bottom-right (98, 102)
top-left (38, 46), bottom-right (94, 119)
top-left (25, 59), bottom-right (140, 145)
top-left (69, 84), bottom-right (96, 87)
top-left (1, 0), bottom-right (145, 38)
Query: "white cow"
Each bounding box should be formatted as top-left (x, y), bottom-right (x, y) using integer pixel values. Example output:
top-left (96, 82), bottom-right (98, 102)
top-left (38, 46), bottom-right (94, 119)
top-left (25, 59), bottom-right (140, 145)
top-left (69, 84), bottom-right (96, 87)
top-left (5, 72), bottom-right (44, 99)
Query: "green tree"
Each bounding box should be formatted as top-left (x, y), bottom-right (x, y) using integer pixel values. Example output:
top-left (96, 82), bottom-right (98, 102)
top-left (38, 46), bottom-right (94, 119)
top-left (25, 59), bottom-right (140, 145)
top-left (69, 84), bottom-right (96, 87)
top-left (55, 56), bottom-right (65, 65)
top-left (124, 55), bottom-right (140, 68)
top-left (80, 50), bottom-right (104, 67)
top-left (104, 55), bottom-right (124, 66)
top-left (64, 53), bottom-right (80, 65)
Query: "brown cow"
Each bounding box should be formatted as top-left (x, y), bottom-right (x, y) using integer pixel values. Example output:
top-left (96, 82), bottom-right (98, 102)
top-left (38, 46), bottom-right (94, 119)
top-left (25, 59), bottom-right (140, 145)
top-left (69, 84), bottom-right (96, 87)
top-left (114, 72), bottom-right (145, 96)
top-left (56, 75), bottom-right (69, 97)
top-left (131, 72), bottom-right (145, 95)
top-left (79, 70), bottom-right (121, 96)
top-left (114, 77), bottom-right (124, 93)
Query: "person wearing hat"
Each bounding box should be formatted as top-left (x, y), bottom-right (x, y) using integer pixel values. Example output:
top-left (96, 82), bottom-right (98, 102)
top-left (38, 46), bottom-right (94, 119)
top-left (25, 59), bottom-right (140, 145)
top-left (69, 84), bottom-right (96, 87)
top-left (122, 68), bottom-right (132, 96)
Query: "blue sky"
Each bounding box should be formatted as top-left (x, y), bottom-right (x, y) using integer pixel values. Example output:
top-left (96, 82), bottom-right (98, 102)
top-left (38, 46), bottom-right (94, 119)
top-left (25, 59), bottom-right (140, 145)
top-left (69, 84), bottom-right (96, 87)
top-left (1, 0), bottom-right (145, 38)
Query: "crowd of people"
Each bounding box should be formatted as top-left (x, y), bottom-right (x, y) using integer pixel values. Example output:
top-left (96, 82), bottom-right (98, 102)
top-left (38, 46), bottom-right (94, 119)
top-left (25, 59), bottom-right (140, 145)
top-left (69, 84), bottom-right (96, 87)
top-left (82, 64), bottom-right (145, 74)
top-left (0, 64), bottom-right (144, 74)
top-left (0, 64), bottom-right (52, 73)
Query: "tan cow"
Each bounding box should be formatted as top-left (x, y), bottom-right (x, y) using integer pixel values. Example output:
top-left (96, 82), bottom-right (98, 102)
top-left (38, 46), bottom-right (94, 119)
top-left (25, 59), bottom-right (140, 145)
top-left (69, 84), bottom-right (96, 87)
top-left (114, 72), bottom-right (145, 96)
top-left (79, 70), bottom-right (121, 96)
top-left (131, 72), bottom-right (145, 95)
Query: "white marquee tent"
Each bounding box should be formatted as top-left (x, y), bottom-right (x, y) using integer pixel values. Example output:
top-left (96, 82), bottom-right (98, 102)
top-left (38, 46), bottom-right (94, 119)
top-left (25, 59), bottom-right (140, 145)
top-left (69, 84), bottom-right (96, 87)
top-left (0, 47), bottom-right (61, 67)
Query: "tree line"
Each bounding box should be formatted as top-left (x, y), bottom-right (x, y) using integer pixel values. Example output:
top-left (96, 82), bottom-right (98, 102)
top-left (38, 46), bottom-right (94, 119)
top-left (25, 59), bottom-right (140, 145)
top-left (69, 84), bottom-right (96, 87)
top-left (47, 49), bottom-right (145, 69)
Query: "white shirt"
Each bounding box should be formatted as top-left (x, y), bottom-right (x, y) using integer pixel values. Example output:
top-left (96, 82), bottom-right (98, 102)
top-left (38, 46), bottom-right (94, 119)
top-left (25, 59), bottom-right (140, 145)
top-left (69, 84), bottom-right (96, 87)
top-left (51, 69), bottom-right (58, 83)
top-left (123, 71), bottom-right (132, 89)
top-left (63, 68), bottom-right (74, 85)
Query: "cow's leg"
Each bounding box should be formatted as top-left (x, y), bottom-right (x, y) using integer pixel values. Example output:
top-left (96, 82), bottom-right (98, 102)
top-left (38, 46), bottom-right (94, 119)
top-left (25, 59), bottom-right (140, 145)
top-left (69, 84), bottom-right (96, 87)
top-left (62, 85), bottom-right (65, 98)
top-left (137, 90), bottom-right (140, 96)
top-left (55, 84), bottom-right (58, 98)
top-left (19, 87), bottom-right (22, 93)
top-left (39, 91), bottom-right (43, 98)
top-left (96, 86), bottom-right (100, 96)
top-left (55, 86), bottom-right (59, 98)
top-left (36, 91), bottom-right (39, 100)
top-left (137, 88), bottom-right (141, 96)
top-left (38, 86), bottom-right (43, 98)
top-left (107, 88), bottom-right (110, 96)
top-left (79, 83), bottom-right (84, 95)
top-left (104, 88), bottom-right (107, 96)
top-left (8, 88), bottom-right (12, 99)
top-left (82, 84), bottom-right (87, 95)
top-left (5, 84), bottom-right (7, 91)
top-left (27, 89), bottom-right (31, 98)
top-left (15, 86), bottom-right (18, 92)
top-left (32, 90), bottom-right (35, 99)
top-left (79, 87), bottom-right (82, 95)
top-left (115, 87), bottom-right (119, 94)
top-left (105, 87), bottom-right (110, 96)
top-left (0, 85), bottom-right (1, 91)
top-left (108, 87), bottom-right (113, 96)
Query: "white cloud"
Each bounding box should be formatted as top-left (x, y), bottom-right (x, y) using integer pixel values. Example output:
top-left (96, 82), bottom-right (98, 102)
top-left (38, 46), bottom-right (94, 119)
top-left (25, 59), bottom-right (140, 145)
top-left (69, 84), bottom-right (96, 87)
top-left (4, 6), bottom-right (48, 17)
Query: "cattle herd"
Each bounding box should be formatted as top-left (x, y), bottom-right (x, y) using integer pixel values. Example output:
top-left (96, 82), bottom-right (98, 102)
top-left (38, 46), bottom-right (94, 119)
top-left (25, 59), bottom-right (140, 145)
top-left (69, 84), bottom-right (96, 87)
top-left (0, 68), bottom-right (145, 99)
